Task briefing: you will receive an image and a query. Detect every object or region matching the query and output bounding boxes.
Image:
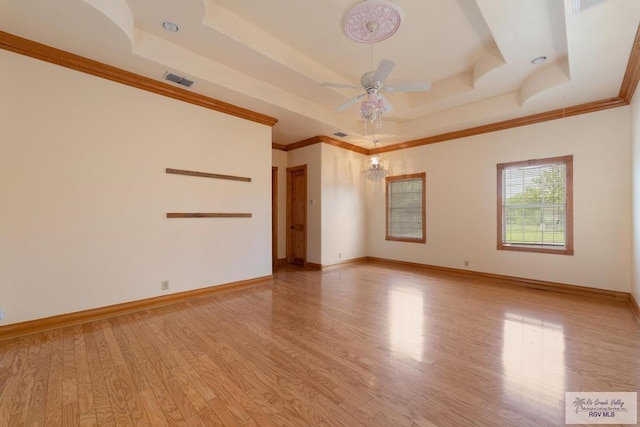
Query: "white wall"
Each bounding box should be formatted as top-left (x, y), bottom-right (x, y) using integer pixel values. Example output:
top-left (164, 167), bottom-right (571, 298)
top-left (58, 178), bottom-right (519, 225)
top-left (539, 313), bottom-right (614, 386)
top-left (320, 144), bottom-right (367, 265)
top-left (367, 108), bottom-right (632, 292)
top-left (0, 50), bottom-right (272, 325)
top-left (631, 93), bottom-right (640, 302)
top-left (286, 144), bottom-right (322, 264)
top-left (272, 149), bottom-right (287, 260)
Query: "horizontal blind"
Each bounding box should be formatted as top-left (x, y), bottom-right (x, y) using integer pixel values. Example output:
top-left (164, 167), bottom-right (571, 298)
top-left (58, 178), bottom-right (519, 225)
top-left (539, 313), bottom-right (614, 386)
top-left (388, 178), bottom-right (423, 240)
top-left (503, 161), bottom-right (566, 246)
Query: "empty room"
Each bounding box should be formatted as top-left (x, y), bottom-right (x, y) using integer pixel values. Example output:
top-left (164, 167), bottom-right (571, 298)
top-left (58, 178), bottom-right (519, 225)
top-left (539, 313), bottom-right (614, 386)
top-left (1, 0), bottom-right (640, 425)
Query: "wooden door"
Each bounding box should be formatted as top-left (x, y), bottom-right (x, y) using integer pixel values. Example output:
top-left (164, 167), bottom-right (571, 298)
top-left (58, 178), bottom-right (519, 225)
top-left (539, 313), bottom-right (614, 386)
top-left (287, 165), bottom-right (307, 266)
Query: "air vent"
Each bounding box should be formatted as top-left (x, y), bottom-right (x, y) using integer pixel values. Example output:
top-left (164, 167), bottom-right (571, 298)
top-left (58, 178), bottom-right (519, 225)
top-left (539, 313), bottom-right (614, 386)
top-left (333, 132), bottom-right (348, 138)
top-left (164, 72), bottom-right (194, 88)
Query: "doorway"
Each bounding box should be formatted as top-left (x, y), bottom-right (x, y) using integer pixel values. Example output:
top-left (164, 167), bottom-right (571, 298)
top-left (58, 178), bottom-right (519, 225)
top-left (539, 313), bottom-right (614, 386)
top-left (286, 165), bottom-right (307, 266)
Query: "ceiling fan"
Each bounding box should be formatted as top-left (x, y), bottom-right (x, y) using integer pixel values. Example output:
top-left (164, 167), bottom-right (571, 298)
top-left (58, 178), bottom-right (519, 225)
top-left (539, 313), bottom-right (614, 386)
top-left (322, 59), bottom-right (432, 113)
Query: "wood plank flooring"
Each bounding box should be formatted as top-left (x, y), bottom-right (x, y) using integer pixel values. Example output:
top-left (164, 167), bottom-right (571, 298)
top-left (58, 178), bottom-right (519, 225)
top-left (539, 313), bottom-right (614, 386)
top-left (1, 262), bottom-right (639, 426)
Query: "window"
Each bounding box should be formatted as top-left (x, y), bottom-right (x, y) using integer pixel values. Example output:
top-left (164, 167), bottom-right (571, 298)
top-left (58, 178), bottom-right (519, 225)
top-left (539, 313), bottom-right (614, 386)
top-left (386, 173), bottom-right (426, 243)
top-left (497, 155), bottom-right (573, 255)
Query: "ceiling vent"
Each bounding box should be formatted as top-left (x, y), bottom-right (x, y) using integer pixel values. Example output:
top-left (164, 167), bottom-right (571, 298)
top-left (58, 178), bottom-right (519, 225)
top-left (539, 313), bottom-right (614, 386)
top-left (333, 132), bottom-right (348, 138)
top-left (164, 72), bottom-right (194, 88)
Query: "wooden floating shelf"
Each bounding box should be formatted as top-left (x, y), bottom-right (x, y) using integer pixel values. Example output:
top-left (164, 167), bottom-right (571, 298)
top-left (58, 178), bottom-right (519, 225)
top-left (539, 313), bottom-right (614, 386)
top-left (166, 168), bottom-right (251, 182)
top-left (167, 213), bottom-right (252, 218)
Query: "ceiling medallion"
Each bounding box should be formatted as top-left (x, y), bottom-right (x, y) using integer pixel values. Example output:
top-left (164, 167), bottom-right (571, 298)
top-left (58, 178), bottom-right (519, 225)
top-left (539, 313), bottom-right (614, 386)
top-left (343, 1), bottom-right (403, 43)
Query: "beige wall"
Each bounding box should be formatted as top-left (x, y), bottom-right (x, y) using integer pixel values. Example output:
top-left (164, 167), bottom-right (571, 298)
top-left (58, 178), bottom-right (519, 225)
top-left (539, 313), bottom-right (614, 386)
top-left (320, 144), bottom-right (367, 265)
top-left (273, 108), bottom-right (633, 293)
top-left (273, 144), bottom-right (368, 266)
top-left (631, 92), bottom-right (640, 302)
top-left (366, 108), bottom-right (632, 292)
top-left (2, 44), bottom-right (634, 327)
top-left (0, 50), bottom-right (273, 325)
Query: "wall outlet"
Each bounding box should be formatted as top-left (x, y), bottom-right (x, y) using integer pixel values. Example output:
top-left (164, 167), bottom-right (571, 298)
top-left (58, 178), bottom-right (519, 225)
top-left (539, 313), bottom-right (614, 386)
top-left (464, 260), bottom-right (469, 267)
top-left (339, 253), bottom-right (342, 259)
top-left (0, 306), bottom-right (3, 320)
top-left (161, 280), bottom-right (169, 291)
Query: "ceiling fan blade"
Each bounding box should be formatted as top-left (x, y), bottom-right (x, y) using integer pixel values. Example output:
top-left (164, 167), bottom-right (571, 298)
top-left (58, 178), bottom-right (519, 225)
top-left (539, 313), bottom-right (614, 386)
top-left (381, 81), bottom-right (432, 93)
top-left (321, 82), bottom-right (362, 90)
top-left (335, 93), bottom-right (365, 112)
top-left (372, 59), bottom-right (395, 85)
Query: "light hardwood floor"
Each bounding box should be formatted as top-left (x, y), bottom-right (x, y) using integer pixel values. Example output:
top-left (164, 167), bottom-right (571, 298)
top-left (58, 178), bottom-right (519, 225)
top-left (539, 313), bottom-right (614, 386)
top-left (1, 262), bottom-right (639, 426)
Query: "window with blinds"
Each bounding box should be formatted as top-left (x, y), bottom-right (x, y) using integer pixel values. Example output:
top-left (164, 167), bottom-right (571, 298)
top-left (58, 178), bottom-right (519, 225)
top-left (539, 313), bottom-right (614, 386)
top-left (386, 173), bottom-right (426, 243)
top-left (497, 155), bottom-right (573, 255)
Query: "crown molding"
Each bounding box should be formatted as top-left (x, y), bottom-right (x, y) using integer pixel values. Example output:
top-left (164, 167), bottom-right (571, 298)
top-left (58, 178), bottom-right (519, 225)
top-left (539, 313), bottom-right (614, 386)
top-left (275, 135), bottom-right (367, 154)
top-left (619, 23), bottom-right (640, 103)
top-left (317, 135), bottom-right (369, 154)
top-left (0, 31), bottom-right (278, 127)
top-left (371, 97), bottom-right (627, 154)
top-left (283, 135), bottom-right (323, 151)
top-left (283, 96), bottom-right (627, 155)
top-left (287, 22), bottom-right (640, 156)
top-left (3, 18), bottom-right (639, 154)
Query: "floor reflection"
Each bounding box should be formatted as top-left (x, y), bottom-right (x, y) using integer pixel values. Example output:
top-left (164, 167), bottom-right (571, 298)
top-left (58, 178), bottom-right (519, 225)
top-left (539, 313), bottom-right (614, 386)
top-left (502, 312), bottom-right (565, 401)
top-left (389, 287), bottom-right (424, 361)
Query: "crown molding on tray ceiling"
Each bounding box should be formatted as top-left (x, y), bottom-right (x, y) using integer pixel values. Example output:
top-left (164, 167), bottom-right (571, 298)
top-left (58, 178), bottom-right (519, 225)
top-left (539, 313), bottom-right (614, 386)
top-left (1, 25), bottom-right (638, 156)
top-left (0, 31), bottom-right (278, 127)
top-left (278, 23), bottom-right (640, 156)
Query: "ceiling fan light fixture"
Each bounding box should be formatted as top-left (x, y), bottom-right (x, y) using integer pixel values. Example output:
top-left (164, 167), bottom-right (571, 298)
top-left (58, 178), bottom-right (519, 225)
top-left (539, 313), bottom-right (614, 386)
top-left (343, 0), bottom-right (403, 43)
top-left (330, 1), bottom-right (427, 137)
top-left (363, 140), bottom-right (389, 182)
top-left (360, 92), bottom-right (385, 134)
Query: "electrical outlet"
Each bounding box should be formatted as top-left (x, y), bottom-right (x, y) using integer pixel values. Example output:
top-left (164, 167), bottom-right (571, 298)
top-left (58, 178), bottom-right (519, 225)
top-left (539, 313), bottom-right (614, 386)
top-left (0, 306), bottom-right (4, 320)
top-left (161, 280), bottom-right (169, 291)
top-left (339, 253), bottom-right (342, 259)
top-left (464, 260), bottom-right (469, 267)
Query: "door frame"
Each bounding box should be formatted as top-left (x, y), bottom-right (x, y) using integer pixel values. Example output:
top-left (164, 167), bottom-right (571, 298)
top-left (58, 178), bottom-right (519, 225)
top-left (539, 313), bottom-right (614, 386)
top-left (286, 165), bottom-right (307, 265)
top-left (271, 167), bottom-right (278, 268)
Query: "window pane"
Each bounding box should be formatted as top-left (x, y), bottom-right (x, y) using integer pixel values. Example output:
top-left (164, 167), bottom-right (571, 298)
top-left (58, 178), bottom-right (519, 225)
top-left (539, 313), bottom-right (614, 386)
top-left (497, 156), bottom-right (573, 255)
top-left (504, 206), bottom-right (565, 245)
top-left (386, 174), bottom-right (425, 243)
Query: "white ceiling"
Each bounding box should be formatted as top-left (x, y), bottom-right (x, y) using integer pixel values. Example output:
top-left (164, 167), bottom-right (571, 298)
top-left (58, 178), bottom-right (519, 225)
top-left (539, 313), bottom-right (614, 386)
top-left (1, 0), bottom-right (639, 149)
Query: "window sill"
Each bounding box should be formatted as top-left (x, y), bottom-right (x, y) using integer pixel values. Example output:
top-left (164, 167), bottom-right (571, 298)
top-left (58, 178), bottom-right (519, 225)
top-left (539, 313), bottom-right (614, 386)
top-left (386, 236), bottom-right (426, 244)
top-left (497, 243), bottom-right (573, 255)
